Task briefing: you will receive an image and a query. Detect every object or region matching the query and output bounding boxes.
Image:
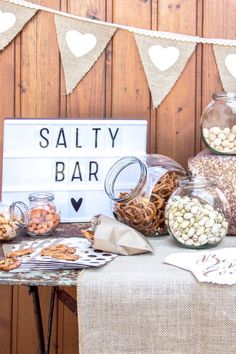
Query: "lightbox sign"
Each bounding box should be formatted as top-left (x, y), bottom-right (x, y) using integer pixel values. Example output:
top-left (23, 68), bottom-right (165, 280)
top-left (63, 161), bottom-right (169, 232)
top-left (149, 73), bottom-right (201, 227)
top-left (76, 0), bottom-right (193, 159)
top-left (2, 119), bottom-right (147, 221)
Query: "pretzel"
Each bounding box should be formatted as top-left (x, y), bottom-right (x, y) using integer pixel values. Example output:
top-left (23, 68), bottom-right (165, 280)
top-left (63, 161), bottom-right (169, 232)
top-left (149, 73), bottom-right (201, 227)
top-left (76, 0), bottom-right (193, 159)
top-left (6, 248), bottom-right (33, 258)
top-left (114, 171), bottom-right (180, 236)
top-left (40, 244), bottom-right (75, 255)
top-left (0, 257), bottom-right (20, 271)
top-left (81, 229), bottom-right (94, 241)
top-left (40, 243), bottom-right (78, 261)
top-left (51, 253), bottom-right (79, 261)
top-left (0, 220), bottom-right (19, 241)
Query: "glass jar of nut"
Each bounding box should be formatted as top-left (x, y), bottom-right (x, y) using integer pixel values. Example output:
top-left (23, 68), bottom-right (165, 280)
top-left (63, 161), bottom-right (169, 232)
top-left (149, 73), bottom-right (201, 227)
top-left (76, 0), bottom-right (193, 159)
top-left (10, 192), bottom-right (61, 237)
top-left (165, 176), bottom-right (230, 249)
top-left (104, 154), bottom-right (186, 236)
top-left (201, 92), bottom-right (236, 154)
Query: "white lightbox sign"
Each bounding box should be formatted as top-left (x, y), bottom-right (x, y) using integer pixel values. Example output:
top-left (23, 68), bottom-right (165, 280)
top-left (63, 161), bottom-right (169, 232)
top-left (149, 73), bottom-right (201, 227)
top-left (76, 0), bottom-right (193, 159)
top-left (2, 119), bottom-right (147, 221)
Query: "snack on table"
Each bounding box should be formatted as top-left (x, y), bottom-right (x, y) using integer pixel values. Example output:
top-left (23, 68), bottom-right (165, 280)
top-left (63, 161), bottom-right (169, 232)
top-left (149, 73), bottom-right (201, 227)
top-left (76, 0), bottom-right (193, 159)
top-left (10, 192), bottom-right (61, 237)
top-left (0, 210), bottom-right (20, 241)
top-left (26, 204), bottom-right (60, 236)
top-left (52, 253), bottom-right (79, 261)
top-left (114, 171), bottom-right (180, 236)
top-left (104, 155), bottom-right (186, 236)
top-left (81, 229), bottom-right (94, 242)
top-left (0, 257), bottom-right (20, 271)
top-left (166, 195), bottom-right (228, 248)
top-left (6, 248), bottom-right (33, 258)
top-left (202, 126), bottom-right (236, 154)
top-left (40, 243), bottom-right (79, 261)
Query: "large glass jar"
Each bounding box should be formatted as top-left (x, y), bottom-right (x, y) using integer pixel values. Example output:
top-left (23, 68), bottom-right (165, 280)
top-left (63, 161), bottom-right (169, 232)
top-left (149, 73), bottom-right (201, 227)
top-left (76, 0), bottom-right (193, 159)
top-left (165, 176), bottom-right (230, 249)
top-left (0, 202), bottom-right (21, 241)
top-left (201, 92), bottom-right (236, 154)
top-left (104, 154), bottom-right (186, 236)
top-left (10, 192), bottom-right (61, 237)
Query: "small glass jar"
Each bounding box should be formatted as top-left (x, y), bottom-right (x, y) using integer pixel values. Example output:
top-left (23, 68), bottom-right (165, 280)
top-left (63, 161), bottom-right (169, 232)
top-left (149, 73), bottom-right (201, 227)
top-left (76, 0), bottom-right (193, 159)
top-left (0, 202), bottom-right (21, 241)
top-left (10, 192), bottom-right (61, 237)
top-left (201, 92), bottom-right (236, 155)
top-left (104, 154), bottom-right (186, 236)
top-left (165, 176), bottom-right (230, 249)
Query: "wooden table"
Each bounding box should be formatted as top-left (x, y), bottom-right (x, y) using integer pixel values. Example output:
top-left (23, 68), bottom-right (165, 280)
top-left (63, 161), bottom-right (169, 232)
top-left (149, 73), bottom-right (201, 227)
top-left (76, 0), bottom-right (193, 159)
top-left (0, 223), bottom-right (89, 354)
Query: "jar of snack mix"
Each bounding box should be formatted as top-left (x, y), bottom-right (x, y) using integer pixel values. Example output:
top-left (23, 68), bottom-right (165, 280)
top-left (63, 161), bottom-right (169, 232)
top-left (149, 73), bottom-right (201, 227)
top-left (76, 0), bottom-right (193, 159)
top-left (165, 176), bottom-right (230, 248)
top-left (10, 192), bottom-right (61, 237)
top-left (201, 92), bottom-right (236, 154)
top-left (104, 154), bottom-right (186, 236)
top-left (0, 202), bottom-right (21, 241)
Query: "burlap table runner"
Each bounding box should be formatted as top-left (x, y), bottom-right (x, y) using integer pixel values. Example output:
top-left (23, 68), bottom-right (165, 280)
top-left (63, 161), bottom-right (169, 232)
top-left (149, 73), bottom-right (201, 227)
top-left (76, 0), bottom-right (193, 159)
top-left (77, 236), bottom-right (236, 354)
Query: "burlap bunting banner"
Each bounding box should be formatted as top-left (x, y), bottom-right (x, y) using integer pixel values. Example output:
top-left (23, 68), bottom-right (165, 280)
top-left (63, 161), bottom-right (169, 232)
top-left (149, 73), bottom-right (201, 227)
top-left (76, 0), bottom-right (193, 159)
top-left (54, 15), bottom-right (117, 94)
top-left (1, 0), bottom-right (236, 101)
top-left (135, 35), bottom-right (196, 108)
top-left (213, 45), bottom-right (236, 91)
top-left (0, 0), bottom-right (37, 50)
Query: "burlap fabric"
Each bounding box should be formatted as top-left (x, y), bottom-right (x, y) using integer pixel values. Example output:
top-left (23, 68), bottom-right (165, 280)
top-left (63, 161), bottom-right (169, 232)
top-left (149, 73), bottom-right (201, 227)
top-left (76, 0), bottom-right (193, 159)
top-left (134, 36), bottom-right (196, 108)
top-left (213, 45), bottom-right (236, 91)
top-left (77, 236), bottom-right (236, 354)
top-left (54, 15), bottom-right (116, 94)
top-left (0, 0), bottom-right (37, 50)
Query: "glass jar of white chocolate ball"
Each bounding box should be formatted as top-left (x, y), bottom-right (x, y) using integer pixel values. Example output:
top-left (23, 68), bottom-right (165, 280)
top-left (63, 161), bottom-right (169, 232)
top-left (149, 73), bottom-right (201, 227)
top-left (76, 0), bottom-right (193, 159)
top-left (201, 92), bottom-right (236, 155)
top-left (165, 176), bottom-right (230, 249)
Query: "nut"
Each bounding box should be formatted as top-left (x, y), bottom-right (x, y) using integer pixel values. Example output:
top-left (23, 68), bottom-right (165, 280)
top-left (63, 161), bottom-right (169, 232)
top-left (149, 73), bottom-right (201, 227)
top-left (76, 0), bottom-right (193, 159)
top-left (26, 204), bottom-right (60, 236)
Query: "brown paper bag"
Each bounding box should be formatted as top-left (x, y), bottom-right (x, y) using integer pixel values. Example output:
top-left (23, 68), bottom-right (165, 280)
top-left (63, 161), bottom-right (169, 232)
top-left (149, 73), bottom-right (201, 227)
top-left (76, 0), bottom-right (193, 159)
top-left (87, 214), bottom-right (154, 256)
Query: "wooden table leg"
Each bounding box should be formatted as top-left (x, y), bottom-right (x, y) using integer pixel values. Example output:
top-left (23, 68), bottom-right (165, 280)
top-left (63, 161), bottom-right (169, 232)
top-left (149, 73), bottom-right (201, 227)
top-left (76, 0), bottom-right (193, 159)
top-left (28, 286), bottom-right (46, 354)
top-left (28, 286), bottom-right (77, 354)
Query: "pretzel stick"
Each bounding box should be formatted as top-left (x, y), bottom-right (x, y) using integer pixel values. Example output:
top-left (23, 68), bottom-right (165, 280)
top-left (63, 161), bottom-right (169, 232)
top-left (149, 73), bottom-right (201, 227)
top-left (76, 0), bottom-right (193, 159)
top-left (114, 171), bottom-right (180, 236)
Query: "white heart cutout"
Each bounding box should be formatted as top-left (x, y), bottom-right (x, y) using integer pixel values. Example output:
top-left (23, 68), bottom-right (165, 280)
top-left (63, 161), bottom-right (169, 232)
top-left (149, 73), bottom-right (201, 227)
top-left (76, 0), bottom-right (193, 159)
top-left (0, 10), bottom-right (16, 34)
top-left (225, 54), bottom-right (236, 79)
top-left (148, 45), bottom-right (180, 71)
top-left (66, 30), bottom-right (97, 58)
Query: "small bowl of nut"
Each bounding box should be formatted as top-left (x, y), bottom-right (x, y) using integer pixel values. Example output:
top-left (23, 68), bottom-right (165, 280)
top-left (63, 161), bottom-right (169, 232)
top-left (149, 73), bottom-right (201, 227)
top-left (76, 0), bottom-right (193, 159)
top-left (0, 203), bottom-right (21, 241)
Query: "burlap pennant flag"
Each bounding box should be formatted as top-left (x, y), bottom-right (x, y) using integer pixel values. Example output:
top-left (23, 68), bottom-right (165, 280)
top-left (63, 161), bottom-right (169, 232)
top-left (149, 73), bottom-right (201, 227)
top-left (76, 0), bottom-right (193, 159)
top-left (54, 15), bottom-right (117, 94)
top-left (0, 0), bottom-right (37, 50)
top-left (135, 35), bottom-right (196, 108)
top-left (213, 45), bottom-right (236, 91)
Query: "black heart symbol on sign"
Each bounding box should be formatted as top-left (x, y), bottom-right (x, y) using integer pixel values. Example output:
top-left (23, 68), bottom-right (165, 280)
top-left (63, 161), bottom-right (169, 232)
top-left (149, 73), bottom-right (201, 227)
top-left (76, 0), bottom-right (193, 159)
top-left (71, 198), bottom-right (83, 212)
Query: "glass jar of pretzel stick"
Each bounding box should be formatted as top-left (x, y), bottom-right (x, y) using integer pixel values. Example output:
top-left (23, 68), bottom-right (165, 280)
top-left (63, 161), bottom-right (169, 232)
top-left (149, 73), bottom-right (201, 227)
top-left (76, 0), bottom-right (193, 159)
top-left (10, 192), bottom-right (61, 237)
top-left (104, 155), bottom-right (186, 236)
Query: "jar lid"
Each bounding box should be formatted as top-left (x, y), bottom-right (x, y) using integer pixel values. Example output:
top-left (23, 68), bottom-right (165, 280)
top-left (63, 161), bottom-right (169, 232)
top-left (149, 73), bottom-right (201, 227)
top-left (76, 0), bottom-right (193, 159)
top-left (29, 192), bottom-right (54, 202)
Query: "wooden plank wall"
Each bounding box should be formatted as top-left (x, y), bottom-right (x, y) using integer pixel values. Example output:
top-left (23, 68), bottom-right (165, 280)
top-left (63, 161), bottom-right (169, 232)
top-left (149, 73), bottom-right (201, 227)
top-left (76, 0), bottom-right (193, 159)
top-left (0, 0), bottom-right (235, 353)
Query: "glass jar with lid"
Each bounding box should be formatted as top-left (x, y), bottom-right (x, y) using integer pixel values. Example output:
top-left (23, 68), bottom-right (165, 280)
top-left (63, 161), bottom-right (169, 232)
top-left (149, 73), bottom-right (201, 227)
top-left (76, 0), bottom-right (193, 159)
top-left (0, 202), bottom-right (21, 241)
top-left (201, 91), bottom-right (236, 154)
top-left (104, 154), bottom-right (186, 236)
top-left (10, 192), bottom-right (61, 237)
top-left (165, 176), bottom-right (230, 249)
